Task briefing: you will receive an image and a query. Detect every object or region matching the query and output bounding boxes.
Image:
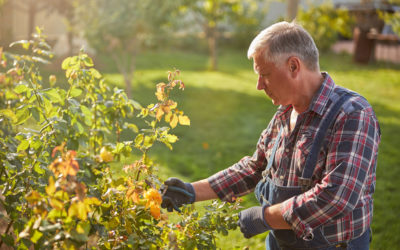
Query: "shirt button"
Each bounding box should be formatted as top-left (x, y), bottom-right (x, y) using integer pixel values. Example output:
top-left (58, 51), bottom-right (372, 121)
top-left (280, 175), bottom-right (284, 180)
top-left (285, 148), bottom-right (289, 153)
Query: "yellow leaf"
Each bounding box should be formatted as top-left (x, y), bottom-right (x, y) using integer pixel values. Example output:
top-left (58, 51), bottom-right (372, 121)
top-left (69, 201), bottom-right (88, 221)
top-left (126, 220), bottom-right (133, 234)
top-left (68, 202), bottom-right (79, 218)
top-left (127, 188), bottom-right (140, 203)
top-left (170, 114), bottom-right (178, 128)
top-left (84, 197), bottom-right (101, 206)
top-left (165, 112), bottom-right (172, 123)
top-left (49, 198), bottom-right (64, 211)
top-left (46, 176), bottom-right (56, 196)
top-left (26, 190), bottom-right (42, 205)
top-left (178, 115), bottom-right (190, 126)
top-left (155, 91), bottom-right (164, 101)
top-left (156, 108), bottom-right (164, 121)
top-left (100, 147), bottom-right (113, 163)
top-left (155, 83), bottom-right (166, 101)
top-left (166, 134), bottom-right (178, 143)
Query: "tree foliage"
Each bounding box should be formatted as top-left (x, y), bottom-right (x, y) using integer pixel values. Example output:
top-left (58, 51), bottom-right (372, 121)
top-left (76, 0), bottom-right (181, 98)
top-left (378, 0), bottom-right (400, 36)
top-left (0, 29), bottom-right (239, 249)
top-left (179, 0), bottom-right (266, 70)
top-left (297, 2), bottom-right (354, 51)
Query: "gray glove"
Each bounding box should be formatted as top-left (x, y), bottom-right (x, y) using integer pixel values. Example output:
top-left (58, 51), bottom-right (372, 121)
top-left (238, 205), bottom-right (272, 238)
top-left (160, 177), bottom-right (195, 212)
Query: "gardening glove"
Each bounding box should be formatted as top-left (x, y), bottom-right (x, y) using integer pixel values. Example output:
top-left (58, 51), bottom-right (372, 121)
top-left (238, 205), bottom-right (272, 238)
top-left (160, 177), bottom-right (195, 212)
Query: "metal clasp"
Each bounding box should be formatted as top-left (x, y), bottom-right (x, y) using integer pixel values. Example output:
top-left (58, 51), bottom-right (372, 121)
top-left (298, 177), bottom-right (312, 192)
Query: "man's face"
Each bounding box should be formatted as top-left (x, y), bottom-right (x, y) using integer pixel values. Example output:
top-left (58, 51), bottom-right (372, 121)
top-left (253, 53), bottom-right (292, 106)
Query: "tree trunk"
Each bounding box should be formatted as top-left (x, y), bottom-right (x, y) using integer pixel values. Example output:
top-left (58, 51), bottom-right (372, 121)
top-left (28, 0), bottom-right (36, 38)
top-left (286, 0), bottom-right (299, 21)
top-left (123, 71), bottom-right (133, 99)
top-left (111, 52), bottom-right (135, 98)
top-left (67, 30), bottom-right (73, 56)
top-left (207, 25), bottom-right (217, 71)
top-left (0, 1), bottom-right (13, 46)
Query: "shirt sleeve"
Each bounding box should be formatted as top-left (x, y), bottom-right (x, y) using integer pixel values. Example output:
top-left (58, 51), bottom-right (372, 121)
top-left (281, 107), bottom-right (381, 239)
top-left (207, 129), bottom-right (269, 202)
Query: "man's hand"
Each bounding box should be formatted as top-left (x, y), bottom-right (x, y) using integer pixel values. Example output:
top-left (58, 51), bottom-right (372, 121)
top-left (160, 177), bottom-right (195, 212)
top-left (238, 205), bottom-right (272, 238)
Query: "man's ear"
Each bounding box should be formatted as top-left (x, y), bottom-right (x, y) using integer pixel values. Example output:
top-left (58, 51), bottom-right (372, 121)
top-left (287, 56), bottom-right (300, 76)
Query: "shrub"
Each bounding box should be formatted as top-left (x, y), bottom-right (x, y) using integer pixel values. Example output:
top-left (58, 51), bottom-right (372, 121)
top-left (0, 29), bottom-right (239, 249)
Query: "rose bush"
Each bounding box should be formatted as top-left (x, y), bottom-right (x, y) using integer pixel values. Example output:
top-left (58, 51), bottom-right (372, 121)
top-left (0, 29), bottom-right (239, 249)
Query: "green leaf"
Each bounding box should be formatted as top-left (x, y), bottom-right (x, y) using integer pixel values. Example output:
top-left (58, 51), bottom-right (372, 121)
top-left (33, 163), bottom-right (45, 175)
top-left (0, 109), bottom-right (17, 123)
top-left (30, 107), bottom-right (41, 122)
top-left (9, 40), bottom-right (30, 50)
top-left (1, 233), bottom-right (14, 246)
top-left (80, 105), bottom-right (92, 126)
top-left (15, 107), bottom-right (31, 125)
top-left (134, 134), bottom-right (144, 147)
top-left (62, 57), bottom-right (72, 70)
top-left (126, 123), bottom-right (139, 133)
top-left (90, 68), bottom-right (102, 79)
top-left (114, 142), bottom-right (124, 154)
top-left (68, 98), bottom-right (80, 107)
top-left (143, 135), bottom-right (155, 149)
top-left (70, 87), bottom-right (83, 98)
top-left (47, 209), bottom-right (67, 221)
top-left (83, 56), bottom-right (94, 67)
top-left (17, 139), bottom-right (30, 152)
top-left (43, 89), bottom-right (63, 103)
top-left (108, 217), bottom-right (120, 228)
top-left (74, 121), bottom-right (84, 134)
top-left (30, 230), bottom-right (43, 244)
top-left (130, 99), bottom-right (143, 110)
top-left (14, 84), bottom-right (28, 94)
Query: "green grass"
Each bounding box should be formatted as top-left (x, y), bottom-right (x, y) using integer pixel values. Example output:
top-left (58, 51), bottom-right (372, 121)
top-left (100, 49), bottom-right (400, 249)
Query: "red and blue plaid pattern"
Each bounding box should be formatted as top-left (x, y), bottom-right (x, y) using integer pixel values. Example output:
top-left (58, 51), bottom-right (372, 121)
top-left (208, 73), bottom-right (381, 243)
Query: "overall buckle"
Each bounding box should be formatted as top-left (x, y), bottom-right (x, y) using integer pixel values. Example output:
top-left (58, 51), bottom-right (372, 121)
top-left (262, 169), bottom-right (271, 178)
top-left (298, 177), bottom-right (312, 192)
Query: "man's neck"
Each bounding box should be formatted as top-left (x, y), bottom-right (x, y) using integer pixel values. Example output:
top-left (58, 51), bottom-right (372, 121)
top-left (292, 72), bottom-right (324, 114)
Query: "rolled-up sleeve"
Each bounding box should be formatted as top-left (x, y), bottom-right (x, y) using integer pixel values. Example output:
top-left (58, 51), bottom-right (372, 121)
top-left (281, 108), bottom-right (381, 239)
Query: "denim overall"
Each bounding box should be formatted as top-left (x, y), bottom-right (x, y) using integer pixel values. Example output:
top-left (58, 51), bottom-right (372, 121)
top-left (255, 93), bottom-right (370, 250)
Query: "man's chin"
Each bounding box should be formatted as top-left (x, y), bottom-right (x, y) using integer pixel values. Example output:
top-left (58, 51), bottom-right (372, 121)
top-left (271, 98), bottom-right (279, 106)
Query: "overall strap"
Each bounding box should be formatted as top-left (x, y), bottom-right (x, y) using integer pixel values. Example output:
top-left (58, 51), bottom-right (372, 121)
top-left (299, 93), bottom-right (353, 191)
top-left (262, 126), bottom-right (283, 178)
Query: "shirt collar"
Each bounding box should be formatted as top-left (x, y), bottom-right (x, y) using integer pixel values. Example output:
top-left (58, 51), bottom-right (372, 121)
top-left (307, 72), bottom-right (335, 116)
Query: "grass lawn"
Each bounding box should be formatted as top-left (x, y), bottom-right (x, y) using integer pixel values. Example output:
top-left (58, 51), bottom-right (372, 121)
top-left (99, 49), bottom-right (400, 249)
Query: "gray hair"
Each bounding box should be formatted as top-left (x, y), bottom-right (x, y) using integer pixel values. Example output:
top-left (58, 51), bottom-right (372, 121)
top-left (247, 21), bottom-right (320, 72)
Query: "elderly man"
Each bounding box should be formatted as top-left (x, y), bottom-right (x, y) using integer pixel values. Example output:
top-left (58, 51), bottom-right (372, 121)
top-left (161, 21), bottom-right (381, 249)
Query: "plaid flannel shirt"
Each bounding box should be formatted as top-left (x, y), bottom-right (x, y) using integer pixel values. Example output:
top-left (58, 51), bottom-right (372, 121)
top-left (208, 73), bottom-right (381, 243)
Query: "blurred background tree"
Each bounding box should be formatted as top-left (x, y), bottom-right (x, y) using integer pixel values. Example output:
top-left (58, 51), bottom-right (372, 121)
top-left (296, 1), bottom-right (355, 51)
top-left (76, 0), bottom-right (180, 98)
top-left (8, 0), bottom-right (48, 39)
top-left (178, 0), bottom-right (266, 70)
top-left (42, 0), bottom-right (78, 56)
top-left (379, 0), bottom-right (400, 36)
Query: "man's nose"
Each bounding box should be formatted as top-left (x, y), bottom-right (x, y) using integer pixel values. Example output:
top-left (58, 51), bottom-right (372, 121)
top-left (257, 75), bottom-right (265, 90)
